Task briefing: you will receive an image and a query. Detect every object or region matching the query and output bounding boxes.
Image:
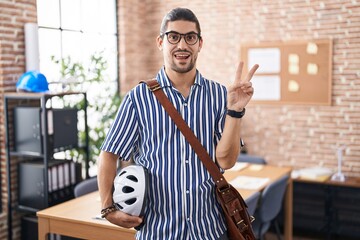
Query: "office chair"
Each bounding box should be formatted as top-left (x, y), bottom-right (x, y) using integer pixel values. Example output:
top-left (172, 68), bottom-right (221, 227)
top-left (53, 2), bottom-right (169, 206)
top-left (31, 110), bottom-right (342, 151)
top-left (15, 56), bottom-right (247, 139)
top-left (252, 174), bottom-right (289, 240)
top-left (74, 167), bottom-right (125, 198)
top-left (245, 191), bottom-right (261, 216)
top-left (74, 176), bottom-right (98, 198)
top-left (237, 153), bottom-right (267, 165)
top-left (64, 178), bottom-right (98, 240)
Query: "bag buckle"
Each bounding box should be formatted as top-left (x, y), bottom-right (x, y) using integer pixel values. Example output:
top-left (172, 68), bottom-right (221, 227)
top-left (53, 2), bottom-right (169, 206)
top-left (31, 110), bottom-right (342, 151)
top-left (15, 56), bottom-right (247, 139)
top-left (147, 83), bottom-right (162, 92)
top-left (216, 178), bottom-right (230, 193)
top-left (236, 219), bottom-right (248, 232)
top-left (218, 184), bottom-right (231, 193)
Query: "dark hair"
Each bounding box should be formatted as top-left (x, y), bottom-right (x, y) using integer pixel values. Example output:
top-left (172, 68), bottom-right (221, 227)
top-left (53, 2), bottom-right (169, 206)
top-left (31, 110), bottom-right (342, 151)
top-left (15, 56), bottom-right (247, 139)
top-left (160, 8), bottom-right (201, 36)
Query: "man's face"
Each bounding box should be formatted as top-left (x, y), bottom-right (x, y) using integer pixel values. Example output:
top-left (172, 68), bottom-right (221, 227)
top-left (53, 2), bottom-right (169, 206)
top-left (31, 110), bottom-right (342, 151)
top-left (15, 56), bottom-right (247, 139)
top-left (157, 20), bottom-right (202, 74)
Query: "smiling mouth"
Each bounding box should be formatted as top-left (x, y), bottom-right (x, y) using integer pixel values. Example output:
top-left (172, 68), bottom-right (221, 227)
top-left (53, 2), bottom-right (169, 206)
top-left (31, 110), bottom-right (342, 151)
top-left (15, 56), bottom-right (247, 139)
top-left (174, 52), bottom-right (190, 60)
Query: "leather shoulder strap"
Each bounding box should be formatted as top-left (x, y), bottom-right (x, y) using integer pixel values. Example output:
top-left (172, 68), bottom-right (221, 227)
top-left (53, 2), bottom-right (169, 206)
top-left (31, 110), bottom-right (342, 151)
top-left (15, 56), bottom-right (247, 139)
top-left (141, 79), bottom-right (229, 190)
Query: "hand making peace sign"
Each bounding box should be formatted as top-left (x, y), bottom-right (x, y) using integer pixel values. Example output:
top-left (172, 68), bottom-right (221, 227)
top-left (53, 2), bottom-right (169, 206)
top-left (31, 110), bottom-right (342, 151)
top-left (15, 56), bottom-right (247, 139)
top-left (227, 62), bottom-right (259, 112)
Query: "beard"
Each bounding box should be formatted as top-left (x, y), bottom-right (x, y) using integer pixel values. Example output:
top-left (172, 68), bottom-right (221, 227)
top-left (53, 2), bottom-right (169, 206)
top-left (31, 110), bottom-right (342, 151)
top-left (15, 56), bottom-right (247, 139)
top-left (171, 62), bottom-right (195, 73)
top-left (170, 54), bottom-right (197, 73)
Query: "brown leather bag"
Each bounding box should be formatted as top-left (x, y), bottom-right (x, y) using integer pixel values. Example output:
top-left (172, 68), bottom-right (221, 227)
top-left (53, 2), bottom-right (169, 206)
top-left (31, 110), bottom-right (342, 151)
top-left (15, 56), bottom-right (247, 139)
top-left (143, 79), bottom-right (256, 240)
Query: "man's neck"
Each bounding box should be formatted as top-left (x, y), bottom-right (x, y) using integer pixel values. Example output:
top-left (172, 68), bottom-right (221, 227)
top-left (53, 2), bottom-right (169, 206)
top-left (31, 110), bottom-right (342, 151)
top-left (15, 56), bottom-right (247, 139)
top-left (165, 68), bottom-right (196, 98)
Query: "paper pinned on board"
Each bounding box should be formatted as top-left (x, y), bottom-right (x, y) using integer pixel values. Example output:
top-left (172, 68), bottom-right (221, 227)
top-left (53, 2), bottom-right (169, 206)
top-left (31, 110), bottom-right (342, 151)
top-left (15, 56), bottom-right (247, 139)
top-left (288, 65), bottom-right (299, 75)
top-left (307, 63), bottom-right (318, 75)
top-left (248, 48), bottom-right (281, 73)
top-left (288, 80), bottom-right (300, 92)
top-left (251, 75), bottom-right (281, 101)
top-left (307, 42), bottom-right (318, 55)
top-left (229, 176), bottom-right (270, 190)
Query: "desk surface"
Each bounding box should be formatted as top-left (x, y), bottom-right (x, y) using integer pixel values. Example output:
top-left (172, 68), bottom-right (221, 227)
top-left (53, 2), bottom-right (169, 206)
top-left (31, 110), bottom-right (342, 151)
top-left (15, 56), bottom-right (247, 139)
top-left (37, 191), bottom-right (135, 240)
top-left (294, 176), bottom-right (360, 188)
top-left (37, 164), bottom-right (292, 240)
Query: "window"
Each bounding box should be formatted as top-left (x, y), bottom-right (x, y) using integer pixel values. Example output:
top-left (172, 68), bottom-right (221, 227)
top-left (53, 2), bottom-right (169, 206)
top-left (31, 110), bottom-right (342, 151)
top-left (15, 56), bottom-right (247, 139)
top-left (36, 0), bottom-right (119, 174)
top-left (36, 0), bottom-right (118, 89)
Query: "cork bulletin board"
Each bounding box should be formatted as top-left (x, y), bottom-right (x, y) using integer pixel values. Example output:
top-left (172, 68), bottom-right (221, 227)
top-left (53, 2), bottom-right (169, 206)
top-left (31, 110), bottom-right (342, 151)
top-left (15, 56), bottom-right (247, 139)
top-left (240, 39), bottom-right (332, 105)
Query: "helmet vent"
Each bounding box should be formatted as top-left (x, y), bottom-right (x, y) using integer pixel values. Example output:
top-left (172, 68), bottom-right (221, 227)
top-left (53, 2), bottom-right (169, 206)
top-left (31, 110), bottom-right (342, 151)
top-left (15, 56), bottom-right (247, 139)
top-left (122, 186), bottom-right (134, 193)
top-left (113, 165), bottom-right (149, 216)
top-left (125, 198), bottom-right (137, 205)
top-left (127, 175), bottom-right (138, 182)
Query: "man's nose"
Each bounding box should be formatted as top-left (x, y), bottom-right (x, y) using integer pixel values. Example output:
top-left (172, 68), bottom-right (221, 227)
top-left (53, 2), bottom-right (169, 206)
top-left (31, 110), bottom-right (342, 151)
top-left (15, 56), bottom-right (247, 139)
top-left (177, 36), bottom-right (187, 49)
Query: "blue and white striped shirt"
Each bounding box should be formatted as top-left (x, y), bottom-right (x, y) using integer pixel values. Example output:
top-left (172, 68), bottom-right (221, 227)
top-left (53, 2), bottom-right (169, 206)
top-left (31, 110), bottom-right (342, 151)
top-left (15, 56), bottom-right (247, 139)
top-left (101, 67), bottom-right (228, 239)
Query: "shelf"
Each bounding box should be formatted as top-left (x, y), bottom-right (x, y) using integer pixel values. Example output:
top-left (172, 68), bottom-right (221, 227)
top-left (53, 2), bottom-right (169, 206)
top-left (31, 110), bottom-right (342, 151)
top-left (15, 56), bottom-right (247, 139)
top-left (290, 179), bottom-right (360, 239)
top-left (4, 91), bottom-right (85, 99)
top-left (4, 91), bottom-right (90, 240)
top-left (10, 151), bottom-right (44, 158)
top-left (10, 145), bottom-right (88, 157)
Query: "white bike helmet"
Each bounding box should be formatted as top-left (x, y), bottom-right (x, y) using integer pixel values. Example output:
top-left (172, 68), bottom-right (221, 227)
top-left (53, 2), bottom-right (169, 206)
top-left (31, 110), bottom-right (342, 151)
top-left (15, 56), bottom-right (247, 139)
top-left (113, 165), bottom-right (149, 217)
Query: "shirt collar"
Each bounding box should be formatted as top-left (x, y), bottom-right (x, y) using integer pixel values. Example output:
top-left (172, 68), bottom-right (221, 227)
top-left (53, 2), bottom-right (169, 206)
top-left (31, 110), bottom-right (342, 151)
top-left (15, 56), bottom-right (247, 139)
top-left (156, 66), bottom-right (205, 88)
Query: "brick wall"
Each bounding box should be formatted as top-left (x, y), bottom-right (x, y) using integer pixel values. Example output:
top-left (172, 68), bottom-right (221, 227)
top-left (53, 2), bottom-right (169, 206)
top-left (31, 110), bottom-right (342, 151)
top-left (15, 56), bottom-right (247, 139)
top-left (0, 0), bottom-right (359, 239)
top-left (118, 0), bottom-right (360, 177)
top-left (0, 0), bottom-right (37, 239)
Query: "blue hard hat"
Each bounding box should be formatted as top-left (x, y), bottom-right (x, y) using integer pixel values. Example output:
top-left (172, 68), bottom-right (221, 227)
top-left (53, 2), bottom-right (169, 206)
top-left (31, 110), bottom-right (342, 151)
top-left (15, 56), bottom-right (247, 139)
top-left (16, 71), bottom-right (49, 92)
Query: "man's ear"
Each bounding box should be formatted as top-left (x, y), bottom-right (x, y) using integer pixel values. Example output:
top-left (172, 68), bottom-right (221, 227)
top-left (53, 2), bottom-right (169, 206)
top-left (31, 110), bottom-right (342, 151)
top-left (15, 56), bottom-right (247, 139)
top-left (198, 37), bottom-right (203, 52)
top-left (157, 35), bottom-right (163, 51)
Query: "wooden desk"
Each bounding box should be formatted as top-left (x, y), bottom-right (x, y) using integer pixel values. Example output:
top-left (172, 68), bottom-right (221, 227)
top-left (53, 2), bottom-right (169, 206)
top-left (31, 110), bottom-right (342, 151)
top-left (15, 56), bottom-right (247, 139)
top-left (224, 164), bottom-right (293, 240)
top-left (37, 164), bottom-right (292, 240)
top-left (37, 191), bottom-right (134, 240)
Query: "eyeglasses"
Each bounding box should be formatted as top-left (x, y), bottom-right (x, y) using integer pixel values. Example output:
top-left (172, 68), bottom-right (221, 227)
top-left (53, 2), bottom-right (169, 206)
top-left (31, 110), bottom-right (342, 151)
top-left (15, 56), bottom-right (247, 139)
top-left (162, 31), bottom-right (201, 45)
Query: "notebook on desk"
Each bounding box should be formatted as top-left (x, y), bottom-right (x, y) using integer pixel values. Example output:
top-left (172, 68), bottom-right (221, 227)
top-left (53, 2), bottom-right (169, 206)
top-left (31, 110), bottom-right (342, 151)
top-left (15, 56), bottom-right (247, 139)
top-left (293, 167), bottom-right (333, 182)
top-left (229, 176), bottom-right (270, 190)
top-left (227, 162), bottom-right (249, 171)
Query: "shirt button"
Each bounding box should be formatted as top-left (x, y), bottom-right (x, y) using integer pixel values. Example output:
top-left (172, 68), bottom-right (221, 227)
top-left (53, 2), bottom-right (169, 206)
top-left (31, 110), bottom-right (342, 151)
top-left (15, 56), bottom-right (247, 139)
top-left (186, 190), bottom-right (189, 194)
top-left (184, 103), bottom-right (188, 107)
top-left (187, 218), bottom-right (190, 221)
top-left (185, 159), bottom-right (189, 163)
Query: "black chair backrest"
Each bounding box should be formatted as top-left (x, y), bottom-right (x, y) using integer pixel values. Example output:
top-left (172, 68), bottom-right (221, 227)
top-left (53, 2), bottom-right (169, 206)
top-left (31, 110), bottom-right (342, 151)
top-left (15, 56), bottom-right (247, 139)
top-left (245, 191), bottom-right (261, 216)
top-left (257, 174), bottom-right (289, 222)
top-left (74, 177), bottom-right (98, 198)
top-left (237, 154), bottom-right (267, 165)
